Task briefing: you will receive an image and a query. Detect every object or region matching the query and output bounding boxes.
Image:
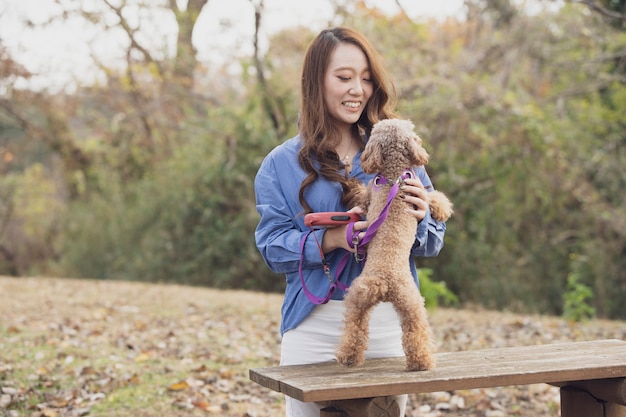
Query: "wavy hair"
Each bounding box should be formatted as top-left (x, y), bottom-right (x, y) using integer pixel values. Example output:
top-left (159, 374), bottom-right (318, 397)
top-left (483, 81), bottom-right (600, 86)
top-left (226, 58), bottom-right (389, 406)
top-left (298, 27), bottom-right (398, 213)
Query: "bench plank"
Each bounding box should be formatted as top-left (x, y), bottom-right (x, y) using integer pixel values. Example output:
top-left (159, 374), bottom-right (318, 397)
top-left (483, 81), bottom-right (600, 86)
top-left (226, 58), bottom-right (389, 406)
top-left (249, 339), bottom-right (626, 402)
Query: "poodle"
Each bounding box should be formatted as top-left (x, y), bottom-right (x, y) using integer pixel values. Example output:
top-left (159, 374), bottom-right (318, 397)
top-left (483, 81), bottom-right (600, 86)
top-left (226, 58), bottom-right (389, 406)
top-left (336, 118), bottom-right (453, 371)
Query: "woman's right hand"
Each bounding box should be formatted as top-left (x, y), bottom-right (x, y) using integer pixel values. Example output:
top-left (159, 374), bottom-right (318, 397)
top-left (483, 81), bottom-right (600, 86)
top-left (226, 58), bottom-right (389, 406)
top-left (321, 207), bottom-right (367, 253)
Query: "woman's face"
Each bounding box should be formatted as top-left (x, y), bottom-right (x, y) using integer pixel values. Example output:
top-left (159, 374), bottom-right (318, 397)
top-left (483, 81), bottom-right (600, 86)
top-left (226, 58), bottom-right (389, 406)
top-left (323, 42), bottom-right (373, 132)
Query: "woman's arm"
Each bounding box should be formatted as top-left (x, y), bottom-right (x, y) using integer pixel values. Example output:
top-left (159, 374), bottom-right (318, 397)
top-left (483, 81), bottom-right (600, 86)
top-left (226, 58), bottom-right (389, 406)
top-left (255, 155), bottom-right (318, 274)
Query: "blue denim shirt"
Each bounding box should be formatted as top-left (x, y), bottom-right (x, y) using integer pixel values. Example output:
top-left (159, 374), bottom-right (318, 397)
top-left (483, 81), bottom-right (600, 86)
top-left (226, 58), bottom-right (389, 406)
top-left (254, 134), bottom-right (447, 336)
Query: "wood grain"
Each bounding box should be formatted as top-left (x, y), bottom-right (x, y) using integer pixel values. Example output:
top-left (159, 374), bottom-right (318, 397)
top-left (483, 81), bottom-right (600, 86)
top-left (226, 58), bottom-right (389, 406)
top-left (250, 340), bottom-right (626, 403)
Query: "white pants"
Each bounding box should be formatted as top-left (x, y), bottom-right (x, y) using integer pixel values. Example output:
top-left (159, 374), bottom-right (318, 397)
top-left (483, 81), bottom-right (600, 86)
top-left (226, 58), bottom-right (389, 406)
top-left (280, 300), bottom-right (408, 417)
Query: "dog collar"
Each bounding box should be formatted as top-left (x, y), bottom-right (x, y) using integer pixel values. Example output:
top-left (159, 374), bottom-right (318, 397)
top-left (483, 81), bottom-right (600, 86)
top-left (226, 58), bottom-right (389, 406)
top-left (373, 169), bottom-right (415, 190)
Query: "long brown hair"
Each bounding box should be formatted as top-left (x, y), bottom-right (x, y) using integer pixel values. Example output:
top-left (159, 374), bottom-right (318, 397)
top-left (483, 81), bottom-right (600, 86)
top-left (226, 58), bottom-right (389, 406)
top-left (298, 27), bottom-right (398, 213)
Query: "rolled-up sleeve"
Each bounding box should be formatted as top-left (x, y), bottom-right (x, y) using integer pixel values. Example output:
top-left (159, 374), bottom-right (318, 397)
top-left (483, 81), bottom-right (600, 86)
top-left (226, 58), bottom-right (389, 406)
top-left (254, 145), bottom-right (326, 275)
top-left (411, 166), bottom-right (447, 258)
top-left (413, 209), bottom-right (446, 257)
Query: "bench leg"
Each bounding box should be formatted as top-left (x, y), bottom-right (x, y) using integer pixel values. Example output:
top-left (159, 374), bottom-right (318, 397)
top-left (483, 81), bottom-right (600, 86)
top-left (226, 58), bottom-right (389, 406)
top-left (561, 386), bottom-right (626, 417)
top-left (320, 397), bottom-right (400, 417)
top-left (320, 406), bottom-right (348, 417)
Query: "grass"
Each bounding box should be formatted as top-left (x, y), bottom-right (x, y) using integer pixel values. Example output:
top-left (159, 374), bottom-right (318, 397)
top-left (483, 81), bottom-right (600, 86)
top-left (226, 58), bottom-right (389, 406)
top-left (0, 276), bottom-right (284, 417)
top-left (2, 275), bottom-right (625, 417)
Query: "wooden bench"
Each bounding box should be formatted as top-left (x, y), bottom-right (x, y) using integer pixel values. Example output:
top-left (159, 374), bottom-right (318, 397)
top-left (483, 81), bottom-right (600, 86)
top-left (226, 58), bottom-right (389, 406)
top-left (250, 339), bottom-right (626, 417)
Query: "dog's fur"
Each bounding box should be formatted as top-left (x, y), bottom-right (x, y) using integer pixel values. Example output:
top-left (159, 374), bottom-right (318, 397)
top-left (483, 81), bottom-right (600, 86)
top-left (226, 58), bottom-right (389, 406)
top-left (336, 119), bottom-right (453, 371)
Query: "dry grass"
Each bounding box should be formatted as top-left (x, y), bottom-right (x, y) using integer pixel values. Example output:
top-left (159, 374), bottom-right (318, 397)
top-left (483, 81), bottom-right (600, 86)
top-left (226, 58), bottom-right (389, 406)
top-left (1, 276), bottom-right (624, 417)
top-left (0, 276), bottom-right (284, 417)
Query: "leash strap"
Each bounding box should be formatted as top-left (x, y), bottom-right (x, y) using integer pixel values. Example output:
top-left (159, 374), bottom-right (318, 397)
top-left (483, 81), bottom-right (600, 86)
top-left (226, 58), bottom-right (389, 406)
top-left (299, 229), bottom-right (350, 305)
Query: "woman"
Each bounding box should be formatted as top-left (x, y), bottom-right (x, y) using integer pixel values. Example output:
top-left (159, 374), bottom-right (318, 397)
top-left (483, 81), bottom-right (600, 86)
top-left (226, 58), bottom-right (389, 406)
top-left (255, 27), bottom-right (447, 417)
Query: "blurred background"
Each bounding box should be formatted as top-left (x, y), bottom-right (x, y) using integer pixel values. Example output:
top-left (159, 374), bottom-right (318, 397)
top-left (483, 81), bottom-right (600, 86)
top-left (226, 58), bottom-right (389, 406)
top-left (0, 0), bottom-right (624, 320)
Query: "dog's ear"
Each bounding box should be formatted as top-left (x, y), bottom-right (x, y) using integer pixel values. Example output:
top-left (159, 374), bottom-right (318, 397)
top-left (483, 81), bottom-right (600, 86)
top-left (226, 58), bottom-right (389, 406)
top-left (344, 178), bottom-right (369, 210)
top-left (390, 120), bottom-right (430, 167)
top-left (360, 136), bottom-right (383, 174)
top-left (409, 135), bottom-right (430, 167)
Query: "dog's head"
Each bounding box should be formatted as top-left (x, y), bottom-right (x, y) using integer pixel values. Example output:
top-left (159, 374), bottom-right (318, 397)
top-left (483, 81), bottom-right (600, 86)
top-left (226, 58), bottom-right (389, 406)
top-left (361, 119), bottom-right (429, 178)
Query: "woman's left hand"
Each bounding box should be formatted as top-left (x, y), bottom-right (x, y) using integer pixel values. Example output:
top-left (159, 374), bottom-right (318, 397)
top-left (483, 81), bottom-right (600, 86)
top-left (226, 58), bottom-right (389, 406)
top-left (400, 177), bottom-right (430, 222)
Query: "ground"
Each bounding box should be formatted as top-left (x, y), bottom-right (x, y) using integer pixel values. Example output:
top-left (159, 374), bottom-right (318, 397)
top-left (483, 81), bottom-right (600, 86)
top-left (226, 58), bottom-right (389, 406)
top-left (1, 276), bottom-right (625, 417)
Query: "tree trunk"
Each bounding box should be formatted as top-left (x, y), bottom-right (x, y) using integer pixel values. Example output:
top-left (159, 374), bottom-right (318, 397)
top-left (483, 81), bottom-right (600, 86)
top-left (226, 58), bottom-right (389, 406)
top-left (171, 0), bottom-right (210, 83)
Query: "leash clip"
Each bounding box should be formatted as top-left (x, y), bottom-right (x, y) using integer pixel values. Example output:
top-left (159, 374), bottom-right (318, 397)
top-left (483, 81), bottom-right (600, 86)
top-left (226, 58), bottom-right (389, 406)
top-left (322, 262), bottom-right (333, 284)
top-left (350, 231), bottom-right (365, 263)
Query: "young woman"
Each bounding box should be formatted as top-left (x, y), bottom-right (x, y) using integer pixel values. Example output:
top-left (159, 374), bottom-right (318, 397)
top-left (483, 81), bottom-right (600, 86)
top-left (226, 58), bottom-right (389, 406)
top-left (254, 27), bottom-right (447, 417)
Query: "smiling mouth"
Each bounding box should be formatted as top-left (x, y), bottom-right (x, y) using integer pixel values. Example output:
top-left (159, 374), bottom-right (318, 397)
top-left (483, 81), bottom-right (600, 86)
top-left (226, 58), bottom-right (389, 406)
top-left (343, 101), bottom-right (361, 108)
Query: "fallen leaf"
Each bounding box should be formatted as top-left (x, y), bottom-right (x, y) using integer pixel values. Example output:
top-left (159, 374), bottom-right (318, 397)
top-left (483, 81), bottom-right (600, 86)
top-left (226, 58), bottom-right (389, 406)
top-left (192, 364), bottom-right (207, 372)
top-left (48, 397), bottom-right (69, 408)
top-left (167, 380), bottom-right (190, 391)
top-left (134, 351), bottom-right (154, 362)
top-left (219, 368), bottom-right (233, 379)
top-left (192, 400), bottom-right (211, 410)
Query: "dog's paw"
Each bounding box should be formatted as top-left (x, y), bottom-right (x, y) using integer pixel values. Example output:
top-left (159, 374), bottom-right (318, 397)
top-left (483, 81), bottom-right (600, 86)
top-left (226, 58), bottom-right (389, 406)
top-left (336, 349), bottom-right (365, 368)
top-left (405, 354), bottom-right (435, 371)
top-left (428, 190), bottom-right (453, 222)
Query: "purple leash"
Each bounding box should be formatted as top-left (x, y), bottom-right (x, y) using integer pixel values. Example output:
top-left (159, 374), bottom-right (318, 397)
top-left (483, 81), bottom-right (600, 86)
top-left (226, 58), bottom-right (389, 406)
top-left (299, 169), bottom-right (414, 305)
top-left (299, 230), bottom-right (350, 304)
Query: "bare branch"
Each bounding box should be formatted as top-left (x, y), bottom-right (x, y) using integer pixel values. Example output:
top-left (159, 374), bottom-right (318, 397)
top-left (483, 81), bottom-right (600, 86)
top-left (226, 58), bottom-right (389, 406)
top-left (577, 0), bottom-right (626, 21)
top-left (102, 0), bottom-right (163, 75)
top-left (122, 49), bottom-right (155, 149)
top-left (0, 97), bottom-right (90, 173)
top-left (394, 0), bottom-right (413, 22)
top-left (249, 0), bottom-right (285, 136)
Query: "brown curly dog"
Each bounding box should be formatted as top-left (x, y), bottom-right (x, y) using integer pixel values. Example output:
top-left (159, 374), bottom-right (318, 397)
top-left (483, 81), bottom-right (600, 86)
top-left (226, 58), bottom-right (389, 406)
top-left (336, 118), bottom-right (453, 371)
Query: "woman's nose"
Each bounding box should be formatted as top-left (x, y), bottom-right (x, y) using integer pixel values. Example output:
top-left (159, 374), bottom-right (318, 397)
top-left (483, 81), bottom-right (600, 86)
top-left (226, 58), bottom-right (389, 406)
top-left (349, 80), bottom-right (363, 95)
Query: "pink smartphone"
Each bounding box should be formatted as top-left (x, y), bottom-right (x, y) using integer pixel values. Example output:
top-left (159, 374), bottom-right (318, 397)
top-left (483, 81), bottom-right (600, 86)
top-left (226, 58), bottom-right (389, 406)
top-left (304, 212), bottom-right (361, 227)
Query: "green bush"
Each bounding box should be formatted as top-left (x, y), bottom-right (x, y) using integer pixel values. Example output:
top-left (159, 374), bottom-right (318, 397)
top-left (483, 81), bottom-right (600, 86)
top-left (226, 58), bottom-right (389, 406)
top-left (418, 268), bottom-right (459, 310)
top-left (563, 273), bottom-right (596, 322)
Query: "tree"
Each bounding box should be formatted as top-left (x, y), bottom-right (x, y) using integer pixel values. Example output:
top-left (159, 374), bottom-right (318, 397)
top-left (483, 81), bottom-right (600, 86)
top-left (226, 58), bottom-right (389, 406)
top-left (3, 0), bottom-right (626, 319)
top-left (48, 0), bottom-right (299, 289)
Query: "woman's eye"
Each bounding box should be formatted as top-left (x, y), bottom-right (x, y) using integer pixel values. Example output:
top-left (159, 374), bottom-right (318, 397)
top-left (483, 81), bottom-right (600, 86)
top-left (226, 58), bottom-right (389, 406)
top-left (363, 77), bottom-right (372, 83)
top-left (338, 76), bottom-right (350, 81)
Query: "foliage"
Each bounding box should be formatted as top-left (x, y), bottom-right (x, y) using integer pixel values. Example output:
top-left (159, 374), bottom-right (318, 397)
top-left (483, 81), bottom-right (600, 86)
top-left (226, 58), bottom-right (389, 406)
top-left (563, 273), bottom-right (596, 322)
top-left (1, 0), bottom-right (626, 319)
top-left (0, 164), bottom-right (65, 275)
top-left (57, 101), bottom-right (289, 292)
top-left (418, 268), bottom-right (459, 310)
top-left (383, 2), bottom-right (626, 319)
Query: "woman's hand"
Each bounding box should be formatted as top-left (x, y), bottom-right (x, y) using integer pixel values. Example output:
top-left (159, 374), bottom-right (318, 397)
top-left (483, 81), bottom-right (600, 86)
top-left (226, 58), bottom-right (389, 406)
top-left (321, 207), bottom-right (367, 254)
top-left (400, 177), bottom-right (430, 222)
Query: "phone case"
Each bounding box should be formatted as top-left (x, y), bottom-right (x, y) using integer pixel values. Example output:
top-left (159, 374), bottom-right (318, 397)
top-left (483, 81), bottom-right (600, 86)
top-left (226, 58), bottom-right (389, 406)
top-left (304, 212), bottom-right (361, 227)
